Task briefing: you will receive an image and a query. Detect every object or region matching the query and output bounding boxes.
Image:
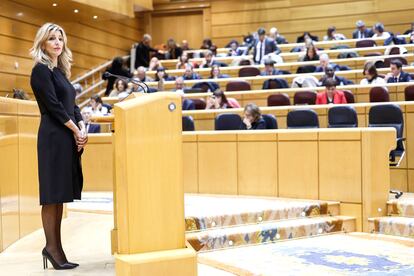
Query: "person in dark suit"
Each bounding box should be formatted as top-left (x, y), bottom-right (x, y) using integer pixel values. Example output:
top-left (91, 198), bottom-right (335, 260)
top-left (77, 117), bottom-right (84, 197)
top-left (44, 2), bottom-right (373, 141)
top-left (30, 23), bottom-right (87, 270)
top-left (269, 27), bottom-right (288, 44)
top-left (102, 57), bottom-right (132, 96)
top-left (134, 34), bottom-right (159, 68)
top-left (316, 78), bottom-right (347, 105)
top-left (352, 20), bottom-right (374, 39)
top-left (182, 64), bottom-right (201, 80)
top-left (200, 50), bottom-right (222, 68)
top-left (319, 65), bottom-right (353, 86)
top-left (240, 103), bottom-right (266, 130)
top-left (251, 27), bottom-right (280, 64)
top-left (165, 38), bottom-right (183, 60)
top-left (386, 59), bottom-right (412, 83)
top-left (81, 109), bottom-right (101, 133)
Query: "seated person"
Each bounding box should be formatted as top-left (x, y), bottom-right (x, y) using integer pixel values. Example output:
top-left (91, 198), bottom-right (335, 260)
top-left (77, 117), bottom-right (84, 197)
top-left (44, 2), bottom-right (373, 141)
top-left (385, 59), bottom-right (412, 83)
top-left (227, 41), bottom-right (246, 56)
top-left (176, 52), bottom-right (191, 69)
top-left (72, 83), bottom-right (83, 96)
top-left (109, 78), bottom-right (128, 97)
top-left (316, 78), bottom-right (347, 105)
top-left (126, 77), bottom-right (146, 93)
top-left (134, 66), bottom-right (154, 82)
top-left (210, 65), bottom-right (229, 79)
top-left (181, 40), bottom-right (191, 51)
top-left (260, 58), bottom-right (283, 76)
top-left (319, 65), bottom-right (352, 86)
top-left (297, 32), bottom-right (318, 43)
top-left (172, 76), bottom-right (187, 93)
top-left (240, 103), bottom-right (266, 130)
top-left (300, 43), bottom-right (319, 62)
top-left (165, 38), bottom-right (183, 60)
top-left (352, 20), bottom-right (374, 39)
top-left (148, 57), bottom-right (161, 71)
top-left (200, 50), bottom-right (221, 68)
top-left (155, 67), bottom-right (175, 82)
top-left (269, 27), bottom-right (288, 44)
top-left (81, 109), bottom-right (101, 133)
top-left (315, 54), bottom-right (340, 73)
top-left (206, 90), bottom-right (232, 109)
top-left (88, 95), bottom-right (109, 115)
top-left (323, 26), bottom-right (346, 41)
top-left (360, 62), bottom-right (387, 86)
top-left (182, 64), bottom-right (201, 80)
top-left (372, 22), bottom-right (391, 39)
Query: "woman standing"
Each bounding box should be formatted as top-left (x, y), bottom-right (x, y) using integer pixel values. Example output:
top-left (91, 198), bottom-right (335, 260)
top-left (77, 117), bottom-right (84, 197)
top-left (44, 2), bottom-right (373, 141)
top-left (30, 23), bottom-right (88, 270)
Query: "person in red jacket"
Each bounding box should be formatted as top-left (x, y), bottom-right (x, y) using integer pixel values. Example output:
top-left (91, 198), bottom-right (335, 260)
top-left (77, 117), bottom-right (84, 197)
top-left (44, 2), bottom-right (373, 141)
top-left (316, 78), bottom-right (347, 105)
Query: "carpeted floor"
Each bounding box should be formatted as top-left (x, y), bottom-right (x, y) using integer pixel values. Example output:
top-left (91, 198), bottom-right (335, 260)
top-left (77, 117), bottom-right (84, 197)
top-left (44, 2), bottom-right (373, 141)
top-left (199, 233), bottom-right (414, 275)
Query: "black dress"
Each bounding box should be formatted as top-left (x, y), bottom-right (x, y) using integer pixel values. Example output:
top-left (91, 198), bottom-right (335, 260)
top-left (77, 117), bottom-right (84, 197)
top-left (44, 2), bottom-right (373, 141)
top-left (30, 63), bottom-right (84, 205)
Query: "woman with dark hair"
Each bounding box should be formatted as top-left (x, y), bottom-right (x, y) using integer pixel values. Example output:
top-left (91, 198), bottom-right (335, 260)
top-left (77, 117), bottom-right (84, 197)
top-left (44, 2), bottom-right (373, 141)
top-left (89, 95), bottom-right (109, 115)
top-left (102, 56), bottom-right (132, 96)
top-left (240, 103), bottom-right (266, 130)
top-left (323, 26), bottom-right (346, 41)
top-left (155, 67), bottom-right (175, 81)
top-left (296, 32), bottom-right (318, 43)
top-left (176, 52), bottom-right (191, 69)
top-left (206, 90), bottom-right (232, 109)
top-left (109, 78), bottom-right (128, 97)
top-left (302, 44), bottom-right (319, 61)
top-left (360, 62), bottom-right (387, 86)
top-left (210, 65), bottom-right (229, 79)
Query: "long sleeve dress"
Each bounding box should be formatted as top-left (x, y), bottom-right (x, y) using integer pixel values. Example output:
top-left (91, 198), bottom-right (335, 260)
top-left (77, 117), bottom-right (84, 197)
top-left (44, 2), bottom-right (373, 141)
top-left (30, 63), bottom-right (84, 205)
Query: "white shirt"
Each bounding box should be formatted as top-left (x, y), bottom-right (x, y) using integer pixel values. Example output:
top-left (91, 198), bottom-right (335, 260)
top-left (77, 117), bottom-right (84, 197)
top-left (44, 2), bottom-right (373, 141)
top-left (255, 40), bottom-right (266, 64)
top-left (360, 77), bottom-right (387, 90)
top-left (372, 32), bottom-right (391, 39)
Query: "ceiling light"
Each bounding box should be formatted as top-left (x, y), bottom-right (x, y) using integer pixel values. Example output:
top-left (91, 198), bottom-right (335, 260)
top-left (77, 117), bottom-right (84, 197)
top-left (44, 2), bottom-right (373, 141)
top-left (16, 12), bottom-right (23, 17)
top-left (52, 3), bottom-right (57, 7)
top-left (74, 9), bottom-right (79, 13)
top-left (93, 15), bottom-right (98, 19)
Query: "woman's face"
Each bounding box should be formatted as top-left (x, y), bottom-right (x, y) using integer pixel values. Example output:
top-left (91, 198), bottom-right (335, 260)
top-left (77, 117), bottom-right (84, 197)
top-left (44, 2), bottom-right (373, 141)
top-left (116, 81), bottom-right (125, 91)
top-left (181, 53), bottom-right (188, 63)
top-left (157, 71), bottom-right (165, 78)
top-left (44, 30), bottom-right (63, 60)
top-left (212, 67), bottom-right (220, 76)
top-left (90, 99), bottom-right (97, 108)
top-left (364, 70), bottom-right (373, 80)
top-left (244, 110), bottom-right (254, 123)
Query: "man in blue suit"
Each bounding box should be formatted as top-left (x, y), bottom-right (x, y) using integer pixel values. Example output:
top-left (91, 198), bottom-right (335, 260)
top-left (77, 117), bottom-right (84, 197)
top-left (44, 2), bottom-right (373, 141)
top-left (352, 20), bottom-right (374, 39)
top-left (386, 60), bottom-right (412, 83)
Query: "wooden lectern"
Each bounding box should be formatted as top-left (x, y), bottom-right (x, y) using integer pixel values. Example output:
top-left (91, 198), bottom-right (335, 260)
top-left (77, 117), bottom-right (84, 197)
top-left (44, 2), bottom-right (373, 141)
top-left (111, 92), bottom-right (197, 275)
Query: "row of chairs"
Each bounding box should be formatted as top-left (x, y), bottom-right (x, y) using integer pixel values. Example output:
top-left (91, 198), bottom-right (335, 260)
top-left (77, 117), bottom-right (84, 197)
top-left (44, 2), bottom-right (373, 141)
top-left (188, 85), bottom-right (414, 110)
top-left (182, 104), bottom-right (405, 166)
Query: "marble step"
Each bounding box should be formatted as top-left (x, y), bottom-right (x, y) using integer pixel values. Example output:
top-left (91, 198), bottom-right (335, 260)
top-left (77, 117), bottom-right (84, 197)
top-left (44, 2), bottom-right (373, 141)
top-left (184, 194), bottom-right (339, 232)
top-left (186, 215), bottom-right (355, 252)
top-left (387, 198), bottom-right (414, 217)
top-left (369, 216), bottom-right (414, 238)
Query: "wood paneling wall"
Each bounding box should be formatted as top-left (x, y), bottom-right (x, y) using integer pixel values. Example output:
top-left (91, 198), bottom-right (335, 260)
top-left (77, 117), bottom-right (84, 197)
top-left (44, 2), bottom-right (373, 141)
top-left (209, 0), bottom-right (414, 47)
top-left (0, 0), bottom-right (143, 98)
top-left (150, 11), bottom-right (204, 48)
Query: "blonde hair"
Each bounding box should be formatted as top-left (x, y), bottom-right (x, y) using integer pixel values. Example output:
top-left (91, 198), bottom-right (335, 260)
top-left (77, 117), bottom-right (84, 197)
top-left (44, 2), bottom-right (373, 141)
top-left (30, 23), bottom-right (72, 78)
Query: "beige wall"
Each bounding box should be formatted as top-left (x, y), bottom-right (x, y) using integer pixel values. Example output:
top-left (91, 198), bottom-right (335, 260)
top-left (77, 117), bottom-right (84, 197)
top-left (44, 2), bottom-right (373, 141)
top-left (0, 0), bottom-right (143, 98)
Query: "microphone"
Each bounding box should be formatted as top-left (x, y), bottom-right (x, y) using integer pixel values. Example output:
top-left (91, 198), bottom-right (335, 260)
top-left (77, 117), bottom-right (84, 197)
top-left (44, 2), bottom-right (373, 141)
top-left (103, 71), bottom-right (150, 93)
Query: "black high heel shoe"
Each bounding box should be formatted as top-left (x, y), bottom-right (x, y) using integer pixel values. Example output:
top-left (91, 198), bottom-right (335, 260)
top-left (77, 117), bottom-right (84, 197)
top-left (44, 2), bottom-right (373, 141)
top-left (42, 248), bottom-right (77, 270)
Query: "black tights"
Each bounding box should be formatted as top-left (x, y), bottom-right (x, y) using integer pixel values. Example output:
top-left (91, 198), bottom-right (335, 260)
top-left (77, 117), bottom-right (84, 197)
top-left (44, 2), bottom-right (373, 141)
top-left (41, 204), bottom-right (68, 264)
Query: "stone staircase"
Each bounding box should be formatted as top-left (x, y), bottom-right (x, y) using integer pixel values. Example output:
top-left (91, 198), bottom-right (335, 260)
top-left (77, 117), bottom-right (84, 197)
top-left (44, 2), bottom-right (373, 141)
top-left (369, 196), bottom-right (414, 238)
top-left (184, 194), bottom-right (355, 252)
